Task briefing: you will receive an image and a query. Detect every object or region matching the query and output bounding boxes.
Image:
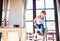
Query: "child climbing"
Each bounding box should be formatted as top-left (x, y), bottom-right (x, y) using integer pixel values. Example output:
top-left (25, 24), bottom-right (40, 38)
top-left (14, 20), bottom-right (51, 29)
top-left (34, 10), bottom-right (46, 36)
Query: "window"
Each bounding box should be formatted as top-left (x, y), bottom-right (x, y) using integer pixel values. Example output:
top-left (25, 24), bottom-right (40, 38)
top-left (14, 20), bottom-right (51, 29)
top-left (25, 0), bottom-right (57, 41)
top-left (25, 22), bottom-right (33, 33)
top-left (36, 0), bottom-right (44, 8)
top-left (45, 0), bottom-right (54, 8)
top-left (36, 0), bottom-right (55, 30)
top-left (25, 10), bottom-right (33, 20)
top-left (46, 10), bottom-right (55, 20)
top-left (26, 0), bottom-right (33, 9)
top-left (36, 0), bottom-right (56, 41)
top-left (25, 0), bottom-right (33, 33)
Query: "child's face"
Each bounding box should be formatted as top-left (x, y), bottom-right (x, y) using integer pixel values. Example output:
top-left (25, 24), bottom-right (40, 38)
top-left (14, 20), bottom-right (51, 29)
top-left (40, 13), bottom-right (46, 18)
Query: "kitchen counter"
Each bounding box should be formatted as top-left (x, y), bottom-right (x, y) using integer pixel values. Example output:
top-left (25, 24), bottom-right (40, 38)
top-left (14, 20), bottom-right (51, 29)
top-left (0, 27), bottom-right (26, 41)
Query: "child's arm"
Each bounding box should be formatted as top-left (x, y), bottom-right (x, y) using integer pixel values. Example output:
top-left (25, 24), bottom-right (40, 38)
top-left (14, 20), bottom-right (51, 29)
top-left (34, 18), bottom-right (36, 26)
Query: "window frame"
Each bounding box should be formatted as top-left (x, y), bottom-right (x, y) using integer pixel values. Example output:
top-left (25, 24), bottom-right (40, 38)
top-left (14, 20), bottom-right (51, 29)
top-left (25, 0), bottom-right (59, 41)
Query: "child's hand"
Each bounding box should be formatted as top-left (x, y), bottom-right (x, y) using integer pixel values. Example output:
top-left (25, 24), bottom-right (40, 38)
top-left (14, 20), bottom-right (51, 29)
top-left (34, 18), bottom-right (36, 26)
top-left (34, 23), bottom-right (36, 26)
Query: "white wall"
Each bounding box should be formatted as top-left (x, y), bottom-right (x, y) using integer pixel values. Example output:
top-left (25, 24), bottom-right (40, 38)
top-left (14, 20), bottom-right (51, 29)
top-left (9, 0), bottom-right (25, 27)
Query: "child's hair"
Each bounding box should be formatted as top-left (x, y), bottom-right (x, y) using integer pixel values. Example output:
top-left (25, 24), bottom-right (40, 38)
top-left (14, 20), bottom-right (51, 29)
top-left (41, 10), bottom-right (46, 15)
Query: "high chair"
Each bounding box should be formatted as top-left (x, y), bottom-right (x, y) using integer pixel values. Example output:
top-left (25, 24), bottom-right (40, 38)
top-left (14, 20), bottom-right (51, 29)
top-left (33, 28), bottom-right (47, 41)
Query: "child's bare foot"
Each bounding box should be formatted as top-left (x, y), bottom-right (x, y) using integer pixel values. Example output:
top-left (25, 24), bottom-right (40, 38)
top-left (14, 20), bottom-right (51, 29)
top-left (38, 32), bottom-right (44, 36)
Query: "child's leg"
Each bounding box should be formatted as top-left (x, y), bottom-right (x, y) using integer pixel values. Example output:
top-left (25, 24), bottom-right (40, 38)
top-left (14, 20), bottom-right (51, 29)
top-left (41, 24), bottom-right (45, 34)
top-left (39, 24), bottom-right (44, 34)
top-left (36, 24), bottom-right (39, 29)
top-left (36, 24), bottom-right (40, 33)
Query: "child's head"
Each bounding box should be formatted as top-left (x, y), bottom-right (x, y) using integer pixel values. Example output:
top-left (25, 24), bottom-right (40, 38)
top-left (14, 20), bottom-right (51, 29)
top-left (40, 10), bottom-right (46, 18)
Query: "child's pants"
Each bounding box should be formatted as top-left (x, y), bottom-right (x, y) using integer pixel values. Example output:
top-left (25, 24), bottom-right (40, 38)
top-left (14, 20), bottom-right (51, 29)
top-left (36, 24), bottom-right (44, 34)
